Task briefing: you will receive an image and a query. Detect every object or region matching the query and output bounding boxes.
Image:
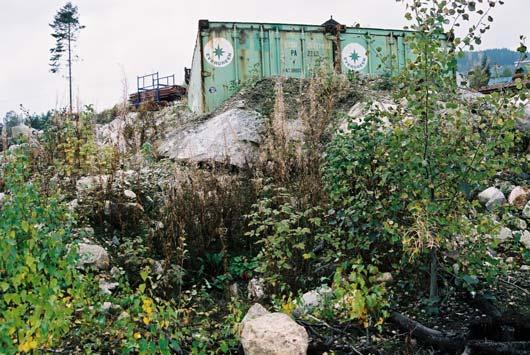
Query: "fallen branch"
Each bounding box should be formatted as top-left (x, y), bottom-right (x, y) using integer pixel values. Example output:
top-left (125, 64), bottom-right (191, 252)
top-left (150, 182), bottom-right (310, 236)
top-left (390, 312), bottom-right (467, 352)
top-left (499, 278), bottom-right (530, 296)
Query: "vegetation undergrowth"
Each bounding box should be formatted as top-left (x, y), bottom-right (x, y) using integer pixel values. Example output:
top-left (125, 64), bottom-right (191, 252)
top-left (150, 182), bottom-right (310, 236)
top-left (1, 0), bottom-right (530, 353)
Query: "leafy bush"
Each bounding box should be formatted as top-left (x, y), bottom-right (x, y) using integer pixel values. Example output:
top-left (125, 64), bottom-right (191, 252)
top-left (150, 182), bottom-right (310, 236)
top-left (0, 149), bottom-right (79, 353)
top-left (330, 262), bottom-right (389, 330)
top-left (246, 185), bottom-right (323, 292)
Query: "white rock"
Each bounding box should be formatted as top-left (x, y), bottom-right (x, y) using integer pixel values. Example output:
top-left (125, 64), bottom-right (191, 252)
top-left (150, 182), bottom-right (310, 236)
top-left (478, 187), bottom-right (505, 204)
top-left (523, 202), bottom-right (530, 219)
top-left (101, 301), bottom-right (114, 311)
top-left (497, 227), bottom-right (513, 243)
top-left (377, 272), bottom-right (394, 283)
top-left (151, 259), bottom-right (165, 275)
top-left (508, 186), bottom-right (529, 209)
top-left (0, 192), bottom-right (6, 206)
top-left (11, 124), bottom-right (37, 140)
top-left (241, 312), bottom-right (309, 355)
top-left (486, 197), bottom-right (506, 211)
top-left (123, 189), bottom-right (137, 200)
top-left (241, 303), bottom-right (269, 327)
top-left (78, 243), bottom-right (110, 270)
top-left (513, 218), bottom-right (527, 231)
top-left (99, 280), bottom-right (119, 295)
top-left (158, 109), bottom-right (264, 168)
top-left (104, 200), bottom-right (112, 216)
top-left (346, 101), bottom-right (393, 128)
top-left (76, 175), bottom-right (109, 195)
top-left (520, 230), bottom-right (530, 249)
top-left (478, 187), bottom-right (506, 210)
top-left (67, 199), bottom-right (79, 212)
top-left (520, 265), bottom-right (530, 271)
top-left (301, 291), bottom-right (320, 309)
top-left (506, 257), bottom-right (514, 264)
top-left (247, 278), bottom-right (265, 300)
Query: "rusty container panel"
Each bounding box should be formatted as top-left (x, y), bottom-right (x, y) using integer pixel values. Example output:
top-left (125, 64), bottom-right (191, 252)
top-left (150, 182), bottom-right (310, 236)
top-left (189, 20), bottom-right (413, 113)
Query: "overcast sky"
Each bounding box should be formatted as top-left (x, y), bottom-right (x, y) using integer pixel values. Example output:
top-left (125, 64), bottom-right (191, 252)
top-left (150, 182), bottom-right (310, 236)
top-left (1, 0), bottom-right (529, 117)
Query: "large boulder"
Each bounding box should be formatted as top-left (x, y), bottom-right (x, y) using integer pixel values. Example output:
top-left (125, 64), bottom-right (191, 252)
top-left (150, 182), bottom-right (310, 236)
top-left (77, 243), bottom-right (110, 271)
top-left (11, 124), bottom-right (37, 140)
top-left (241, 311), bottom-right (309, 355)
top-left (158, 109), bottom-right (263, 168)
top-left (241, 303), bottom-right (269, 327)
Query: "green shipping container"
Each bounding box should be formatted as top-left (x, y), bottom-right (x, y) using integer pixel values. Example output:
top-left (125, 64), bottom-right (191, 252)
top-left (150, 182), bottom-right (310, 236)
top-left (188, 18), bottom-right (414, 113)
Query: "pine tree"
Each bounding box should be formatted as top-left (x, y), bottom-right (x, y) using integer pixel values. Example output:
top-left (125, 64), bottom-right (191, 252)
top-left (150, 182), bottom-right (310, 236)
top-left (49, 2), bottom-right (85, 114)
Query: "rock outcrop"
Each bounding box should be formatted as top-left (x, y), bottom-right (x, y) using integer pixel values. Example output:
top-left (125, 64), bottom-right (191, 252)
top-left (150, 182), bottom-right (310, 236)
top-left (158, 109), bottom-right (263, 168)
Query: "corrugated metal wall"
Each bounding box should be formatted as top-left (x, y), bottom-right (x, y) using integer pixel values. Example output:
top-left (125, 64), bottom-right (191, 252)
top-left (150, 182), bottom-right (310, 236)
top-left (189, 21), bottom-right (413, 113)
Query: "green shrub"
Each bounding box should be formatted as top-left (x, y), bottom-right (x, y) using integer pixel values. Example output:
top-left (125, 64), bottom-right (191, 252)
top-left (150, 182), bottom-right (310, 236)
top-left (0, 149), bottom-right (79, 353)
top-left (246, 185), bottom-right (323, 292)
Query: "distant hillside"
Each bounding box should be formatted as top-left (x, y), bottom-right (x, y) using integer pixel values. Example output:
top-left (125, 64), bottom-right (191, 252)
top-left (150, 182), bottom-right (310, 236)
top-left (458, 48), bottom-right (528, 77)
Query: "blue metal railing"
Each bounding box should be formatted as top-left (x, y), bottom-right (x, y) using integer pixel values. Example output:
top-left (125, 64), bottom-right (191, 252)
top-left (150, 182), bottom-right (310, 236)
top-left (135, 72), bottom-right (176, 104)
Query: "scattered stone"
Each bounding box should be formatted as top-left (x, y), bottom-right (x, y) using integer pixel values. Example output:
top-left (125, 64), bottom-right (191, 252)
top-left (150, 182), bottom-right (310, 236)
top-left (76, 175), bottom-right (109, 195)
top-left (377, 272), bottom-right (394, 283)
top-left (123, 189), bottom-right (137, 200)
top-left (104, 200), bottom-right (112, 216)
top-left (229, 283), bottom-right (239, 298)
top-left (506, 257), bottom-right (515, 264)
top-left (513, 218), bottom-right (528, 231)
top-left (523, 202), bottom-right (530, 219)
top-left (241, 312), bottom-right (309, 355)
top-left (520, 265), bottom-right (530, 271)
top-left (247, 278), bottom-right (265, 300)
top-left (101, 302), bottom-right (115, 311)
top-left (520, 230), bottom-right (530, 249)
top-left (77, 243), bottom-right (110, 271)
top-left (153, 221), bottom-right (164, 231)
top-left (508, 186), bottom-right (529, 209)
top-left (67, 199), bottom-right (79, 212)
top-left (487, 197), bottom-right (507, 211)
top-left (478, 187), bottom-right (504, 204)
top-left (99, 280), bottom-right (119, 295)
top-left (118, 311), bottom-right (130, 320)
top-left (151, 259), bottom-right (165, 275)
top-left (497, 227), bottom-right (513, 243)
top-left (478, 187), bottom-right (506, 210)
top-left (301, 290), bottom-right (320, 309)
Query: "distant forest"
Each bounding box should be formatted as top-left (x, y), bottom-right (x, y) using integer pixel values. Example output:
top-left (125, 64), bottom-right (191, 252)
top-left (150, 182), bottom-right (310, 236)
top-left (458, 48), bottom-right (529, 77)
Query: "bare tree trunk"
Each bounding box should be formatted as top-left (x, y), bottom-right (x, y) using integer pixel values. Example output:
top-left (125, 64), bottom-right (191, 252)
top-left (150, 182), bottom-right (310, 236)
top-left (429, 248), bottom-right (438, 301)
top-left (68, 23), bottom-right (73, 114)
